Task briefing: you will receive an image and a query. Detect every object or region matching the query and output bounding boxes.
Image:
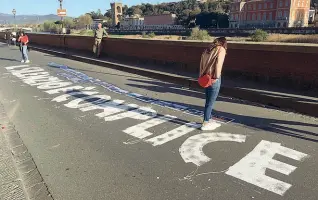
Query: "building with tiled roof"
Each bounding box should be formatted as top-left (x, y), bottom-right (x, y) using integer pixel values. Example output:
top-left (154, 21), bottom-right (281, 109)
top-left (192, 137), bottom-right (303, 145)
top-left (229, 0), bottom-right (311, 28)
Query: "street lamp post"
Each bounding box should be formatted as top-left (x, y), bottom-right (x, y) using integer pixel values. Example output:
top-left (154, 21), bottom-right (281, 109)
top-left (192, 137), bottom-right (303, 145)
top-left (12, 9), bottom-right (16, 28)
top-left (58, 0), bottom-right (64, 33)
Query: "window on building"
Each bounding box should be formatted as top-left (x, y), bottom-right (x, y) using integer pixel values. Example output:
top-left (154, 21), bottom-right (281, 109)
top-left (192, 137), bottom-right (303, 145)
top-left (269, 12), bottom-right (272, 20)
top-left (263, 13), bottom-right (267, 20)
top-left (253, 4), bottom-right (256, 10)
top-left (252, 13), bottom-right (256, 20)
top-left (278, 11), bottom-right (283, 17)
top-left (270, 3), bottom-right (274, 8)
top-left (235, 14), bottom-right (239, 20)
top-left (301, 1), bottom-right (304, 6)
top-left (279, 0), bottom-right (283, 7)
top-left (247, 13), bottom-right (251, 20)
top-left (258, 13), bottom-right (261, 20)
top-left (264, 3), bottom-right (267, 9)
top-left (284, 11), bottom-right (288, 18)
top-left (285, 0), bottom-right (289, 6)
top-left (259, 4), bottom-right (262, 9)
top-left (298, 1), bottom-right (300, 6)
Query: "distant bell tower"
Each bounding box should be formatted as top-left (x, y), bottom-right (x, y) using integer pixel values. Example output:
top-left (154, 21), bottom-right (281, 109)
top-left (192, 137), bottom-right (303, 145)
top-left (110, 2), bottom-right (123, 26)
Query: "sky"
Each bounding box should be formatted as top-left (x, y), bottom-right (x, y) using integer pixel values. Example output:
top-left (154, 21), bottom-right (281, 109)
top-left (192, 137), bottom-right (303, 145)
top-left (0, 0), bottom-right (180, 17)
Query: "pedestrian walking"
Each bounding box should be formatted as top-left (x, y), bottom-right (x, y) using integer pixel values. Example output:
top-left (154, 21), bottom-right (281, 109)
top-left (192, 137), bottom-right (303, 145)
top-left (18, 32), bottom-right (30, 63)
top-left (198, 37), bottom-right (227, 131)
top-left (16, 30), bottom-right (22, 51)
top-left (93, 23), bottom-right (108, 58)
top-left (11, 31), bottom-right (17, 46)
top-left (5, 30), bottom-right (12, 46)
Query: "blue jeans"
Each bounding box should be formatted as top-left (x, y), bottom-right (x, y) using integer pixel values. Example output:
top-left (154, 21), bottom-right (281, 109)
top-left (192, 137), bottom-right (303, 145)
top-left (203, 78), bottom-right (221, 122)
top-left (22, 45), bottom-right (29, 61)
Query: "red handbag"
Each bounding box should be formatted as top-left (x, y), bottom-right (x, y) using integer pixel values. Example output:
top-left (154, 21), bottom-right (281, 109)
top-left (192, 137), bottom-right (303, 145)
top-left (198, 74), bottom-right (217, 88)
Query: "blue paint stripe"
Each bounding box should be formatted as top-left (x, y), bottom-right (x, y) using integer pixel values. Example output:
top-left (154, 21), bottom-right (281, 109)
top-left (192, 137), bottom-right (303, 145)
top-left (48, 62), bottom-right (234, 124)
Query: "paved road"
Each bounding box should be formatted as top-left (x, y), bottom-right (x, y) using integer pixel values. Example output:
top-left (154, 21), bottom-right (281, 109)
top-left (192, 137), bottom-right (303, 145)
top-left (0, 43), bottom-right (317, 200)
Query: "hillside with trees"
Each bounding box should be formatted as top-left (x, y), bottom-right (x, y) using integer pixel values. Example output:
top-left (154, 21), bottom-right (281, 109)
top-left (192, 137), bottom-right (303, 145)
top-left (105, 0), bottom-right (232, 28)
top-left (37, 0), bottom-right (317, 33)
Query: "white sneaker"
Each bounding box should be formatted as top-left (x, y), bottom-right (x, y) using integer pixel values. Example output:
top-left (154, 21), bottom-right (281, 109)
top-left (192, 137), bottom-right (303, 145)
top-left (21, 60), bottom-right (25, 63)
top-left (201, 121), bottom-right (221, 131)
top-left (25, 60), bottom-right (30, 63)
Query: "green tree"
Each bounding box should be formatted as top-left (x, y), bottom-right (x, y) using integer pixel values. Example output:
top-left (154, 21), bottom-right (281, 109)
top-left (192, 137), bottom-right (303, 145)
top-left (104, 9), bottom-right (112, 18)
top-left (90, 9), bottom-right (105, 19)
top-left (42, 21), bottom-right (59, 32)
top-left (63, 17), bottom-right (76, 29)
top-left (178, 9), bottom-right (192, 25)
top-left (133, 7), bottom-right (143, 15)
top-left (77, 14), bottom-right (93, 29)
top-left (187, 27), bottom-right (211, 41)
top-left (115, 0), bottom-right (230, 26)
top-left (122, 5), bottom-right (129, 15)
top-left (103, 17), bottom-right (113, 27)
top-left (143, 3), bottom-right (154, 16)
top-left (251, 29), bottom-right (269, 42)
top-left (200, 2), bottom-right (209, 12)
top-left (190, 7), bottom-right (201, 17)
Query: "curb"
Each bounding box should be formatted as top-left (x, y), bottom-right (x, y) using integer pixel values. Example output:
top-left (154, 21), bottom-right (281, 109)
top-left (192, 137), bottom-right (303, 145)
top-left (0, 104), bottom-right (54, 200)
top-left (29, 45), bottom-right (318, 117)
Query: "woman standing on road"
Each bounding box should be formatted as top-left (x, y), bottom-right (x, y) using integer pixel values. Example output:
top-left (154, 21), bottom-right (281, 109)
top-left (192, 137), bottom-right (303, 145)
top-left (199, 37), bottom-right (227, 131)
top-left (18, 32), bottom-right (30, 63)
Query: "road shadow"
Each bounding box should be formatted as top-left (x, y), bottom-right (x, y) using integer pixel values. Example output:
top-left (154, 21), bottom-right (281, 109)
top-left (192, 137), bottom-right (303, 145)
top-left (125, 78), bottom-right (318, 143)
top-left (0, 57), bottom-right (20, 62)
top-left (127, 78), bottom-right (318, 104)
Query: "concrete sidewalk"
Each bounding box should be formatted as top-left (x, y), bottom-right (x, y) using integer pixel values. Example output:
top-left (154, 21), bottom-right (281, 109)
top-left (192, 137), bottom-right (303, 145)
top-left (0, 103), bottom-right (53, 200)
top-left (27, 44), bottom-right (318, 117)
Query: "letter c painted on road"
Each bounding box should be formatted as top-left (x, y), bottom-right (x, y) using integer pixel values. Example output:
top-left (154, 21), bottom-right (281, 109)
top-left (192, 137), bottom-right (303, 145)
top-left (179, 132), bottom-right (247, 167)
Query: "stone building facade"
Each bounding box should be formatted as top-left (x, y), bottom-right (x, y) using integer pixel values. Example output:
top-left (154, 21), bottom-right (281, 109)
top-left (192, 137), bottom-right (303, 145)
top-left (121, 15), bottom-right (144, 27)
top-left (144, 14), bottom-right (177, 26)
top-left (110, 2), bottom-right (123, 26)
top-left (229, 0), bottom-right (310, 28)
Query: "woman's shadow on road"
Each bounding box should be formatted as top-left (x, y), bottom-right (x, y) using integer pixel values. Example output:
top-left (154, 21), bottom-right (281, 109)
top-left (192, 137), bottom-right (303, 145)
top-left (125, 78), bottom-right (318, 143)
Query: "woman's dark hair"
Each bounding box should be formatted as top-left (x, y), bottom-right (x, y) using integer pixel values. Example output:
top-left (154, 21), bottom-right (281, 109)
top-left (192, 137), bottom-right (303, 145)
top-left (20, 31), bottom-right (25, 36)
top-left (206, 37), bottom-right (227, 54)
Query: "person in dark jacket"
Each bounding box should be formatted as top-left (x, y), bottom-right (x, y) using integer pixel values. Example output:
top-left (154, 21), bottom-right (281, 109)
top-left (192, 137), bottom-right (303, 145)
top-left (16, 30), bottom-right (22, 51)
top-left (5, 30), bottom-right (12, 46)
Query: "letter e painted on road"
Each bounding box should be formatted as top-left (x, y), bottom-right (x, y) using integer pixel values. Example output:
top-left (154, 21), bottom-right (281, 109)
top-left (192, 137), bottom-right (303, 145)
top-left (225, 140), bottom-right (309, 196)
